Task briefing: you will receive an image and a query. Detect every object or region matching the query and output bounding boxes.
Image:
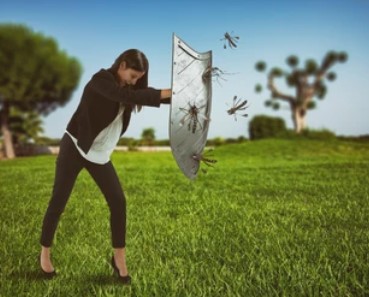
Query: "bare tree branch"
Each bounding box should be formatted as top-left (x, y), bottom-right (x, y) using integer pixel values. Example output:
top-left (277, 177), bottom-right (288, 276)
top-left (267, 73), bottom-right (294, 102)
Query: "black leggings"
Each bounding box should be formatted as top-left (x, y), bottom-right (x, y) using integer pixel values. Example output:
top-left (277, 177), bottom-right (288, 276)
top-left (40, 133), bottom-right (126, 248)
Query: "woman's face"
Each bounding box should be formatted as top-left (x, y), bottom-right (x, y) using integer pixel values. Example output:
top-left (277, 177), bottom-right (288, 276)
top-left (117, 62), bottom-right (145, 86)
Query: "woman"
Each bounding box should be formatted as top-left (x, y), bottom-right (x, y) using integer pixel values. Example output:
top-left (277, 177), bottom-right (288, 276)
top-left (39, 49), bottom-right (171, 283)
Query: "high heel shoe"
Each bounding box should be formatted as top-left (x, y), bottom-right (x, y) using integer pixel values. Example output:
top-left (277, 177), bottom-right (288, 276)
top-left (39, 256), bottom-right (57, 279)
top-left (111, 255), bottom-right (131, 284)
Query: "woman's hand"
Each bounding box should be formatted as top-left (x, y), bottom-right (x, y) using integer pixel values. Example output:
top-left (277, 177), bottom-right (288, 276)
top-left (160, 89), bottom-right (172, 104)
top-left (160, 89), bottom-right (172, 99)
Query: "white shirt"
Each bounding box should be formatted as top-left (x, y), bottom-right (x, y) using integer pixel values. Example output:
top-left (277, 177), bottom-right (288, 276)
top-left (66, 104), bottom-right (125, 164)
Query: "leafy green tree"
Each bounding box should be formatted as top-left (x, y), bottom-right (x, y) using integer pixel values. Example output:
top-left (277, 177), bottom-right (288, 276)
top-left (0, 23), bottom-right (82, 158)
top-left (9, 107), bottom-right (44, 145)
top-left (141, 128), bottom-right (156, 146)
top-left (254, 51), bottom-right (348, 133)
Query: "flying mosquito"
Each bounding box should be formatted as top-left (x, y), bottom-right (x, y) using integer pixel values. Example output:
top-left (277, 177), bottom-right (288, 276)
top-left (227, 95), bottom-right (249, 121)
top-left (192, 149), bottom-right (217, 174)
top-left (179, 101), bottom-right (209, 134)
top-left (221, 32), bottom-right (240, 49)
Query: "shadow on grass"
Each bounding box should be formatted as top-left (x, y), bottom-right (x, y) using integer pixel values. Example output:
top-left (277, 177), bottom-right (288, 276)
top-left (70, 273), bottom-right (133, 288)
top-left (82, 273), bottom-right (118, 285)
top-left (7, 270), bottom-right (50, 281)
top-left (7, 269), bottom-right (121, 286)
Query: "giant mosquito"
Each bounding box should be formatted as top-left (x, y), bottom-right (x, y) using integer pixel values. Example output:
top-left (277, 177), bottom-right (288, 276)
top-left (192, 149), bottom-right (217, 174)
top-left (221, 32), bottom-right (240, 49)
top-left (179, 101), bottom-right (209, 134)
top-left (227, 95), bottom-right (249, 121)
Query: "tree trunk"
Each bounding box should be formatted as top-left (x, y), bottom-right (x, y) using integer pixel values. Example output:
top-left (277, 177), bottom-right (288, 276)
top-left (292, 106), bottom-right (306, 134)
top-left (0, 101), bottom-right (16, 159)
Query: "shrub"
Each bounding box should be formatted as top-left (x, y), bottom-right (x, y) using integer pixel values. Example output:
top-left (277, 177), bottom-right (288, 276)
top-left (336, 134), bottom-right (369, 143)
top-left (249, 115), bottom-right (287, 140)
top-left (155, 139), bottom-right (170, 146)
top-left (280, 128), bottom-right (336, 140)
top-left (299, 128), bottom-right (336, 140)
top-left (34, 136), bottom-right (61, 146)
top-left (117, 137), bottom-right (136, 146)
top-left (207, 137), bottom-right (226, 146)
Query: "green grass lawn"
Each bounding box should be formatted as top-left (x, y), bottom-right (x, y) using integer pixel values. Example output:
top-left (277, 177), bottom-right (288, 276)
top-left (0, 139), bottom-right (368, 297)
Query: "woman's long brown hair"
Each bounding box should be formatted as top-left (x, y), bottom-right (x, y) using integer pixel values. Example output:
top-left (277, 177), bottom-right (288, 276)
top-left (109, 49), bottom-right (149, 112)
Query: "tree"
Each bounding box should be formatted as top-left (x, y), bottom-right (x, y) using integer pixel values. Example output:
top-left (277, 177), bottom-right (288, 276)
top-left (141, 128), bottom-right (156, 146)
top-left (9, 107), bottom-right (44, 145)
top-left (0, 23), bottom-right (82, 158)
top-left (254, 51), bottom-right (348, 133)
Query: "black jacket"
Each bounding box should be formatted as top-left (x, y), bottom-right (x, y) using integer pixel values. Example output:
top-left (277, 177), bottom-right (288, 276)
top-left (66, 69), bottom-right (161, 154)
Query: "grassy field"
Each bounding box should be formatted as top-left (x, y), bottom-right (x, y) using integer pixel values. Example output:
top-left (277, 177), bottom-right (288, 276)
top-left (0, 139), bottom-right (368, 297)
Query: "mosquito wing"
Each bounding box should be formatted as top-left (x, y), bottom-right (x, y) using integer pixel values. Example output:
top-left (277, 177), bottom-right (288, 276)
top-left (235, 100), bottom-right (248, 110)
top-left (228, 38), bottom-right (238, 48)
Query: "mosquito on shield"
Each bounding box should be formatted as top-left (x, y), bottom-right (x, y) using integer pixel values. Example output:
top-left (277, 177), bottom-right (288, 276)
top-left (179, 101), bottom-right (209, 134)
top-left (192, 149), bottom-right (217, 174)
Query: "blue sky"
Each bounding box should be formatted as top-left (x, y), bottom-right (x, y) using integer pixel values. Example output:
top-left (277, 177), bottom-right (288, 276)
top-left (1, 0), bottom-right (369, 139)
